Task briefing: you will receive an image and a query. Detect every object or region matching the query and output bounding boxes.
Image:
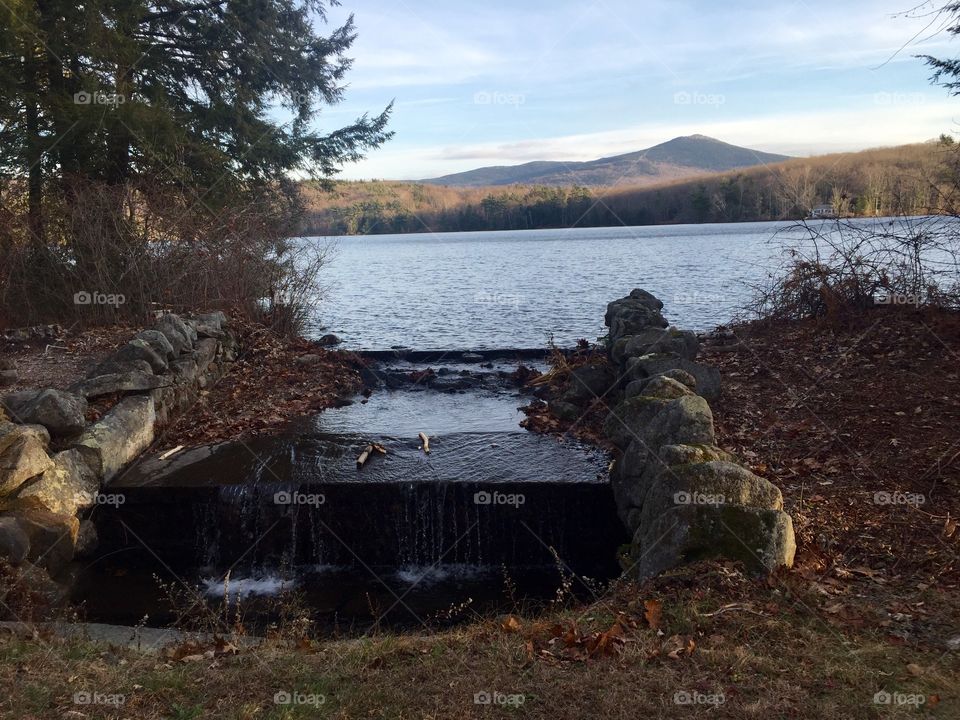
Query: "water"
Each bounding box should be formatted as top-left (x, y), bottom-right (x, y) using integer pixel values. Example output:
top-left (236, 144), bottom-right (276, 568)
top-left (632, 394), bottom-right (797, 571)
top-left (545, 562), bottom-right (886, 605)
top-left (306, 221), bottom-right (795, 350)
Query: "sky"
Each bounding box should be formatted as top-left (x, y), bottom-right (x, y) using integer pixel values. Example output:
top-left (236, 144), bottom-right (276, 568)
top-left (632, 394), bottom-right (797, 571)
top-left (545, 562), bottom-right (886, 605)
top-left (314, 0), bottom-right (960, 180)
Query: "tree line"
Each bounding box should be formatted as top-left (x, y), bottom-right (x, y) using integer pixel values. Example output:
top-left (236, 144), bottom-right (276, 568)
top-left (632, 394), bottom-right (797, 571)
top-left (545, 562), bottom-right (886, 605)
top-left (301, 141), bottom-right (949, 236)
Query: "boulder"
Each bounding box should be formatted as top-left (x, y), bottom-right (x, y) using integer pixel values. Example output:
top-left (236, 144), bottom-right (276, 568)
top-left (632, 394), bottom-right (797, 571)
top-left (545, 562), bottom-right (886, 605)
top-left (627, 504), bottom-right (796, 580)
top-left (548, 399), bottom-right (581, 422)
top-left (15, 449), bottom-right (99, 516)
top-left (318, 333), bottom-right (341, 347)
top-left (605, 290), bottom-right (669, 344)
top-left (112, 339), bottom-right (168, 374)
top-left (69, 371), bottom-right (169, 399)
top-left (75, 519), bottom-right (98, 557)
top-left (624, 368), bottom-right (697, 398)
top-left (2, 388), bottom-right (87, 435)
top-left (637, 375), bottom-right (694, 400)
top-left (155, 313), bottom-right (195, 354)
top-left (636, 394), bottom-right (715, 450)
top-left (194, 338), bottom-right (219, 376)
top-left (626, 353), bottom-right (721, 400)
top-left (135, 329), bottom-right (176, 361)
top-left (72, 395), bottom-right (155, 482)
top-left (626, 328), bottom-right (699, 361)
top-left (0, 423), bottom-right (53, 496)
top-left (638, 460), bottom-right (784, 531)
top-left (603, 396), bottom-right (670, 449)
top-left (0, 516), bottom-right (29, 565)
top-left (563, 363), bottom-right (617, 405)
top-left (612, 443), bottom-right (737, 529)
top-left (88, 357), bottom-right (154, 378)
top-left (0, 359), bottom-right (16, 387)
top-left (4, 503), bottom-right (79, 576)
top-left (295, 354), bottom-right (322, 366)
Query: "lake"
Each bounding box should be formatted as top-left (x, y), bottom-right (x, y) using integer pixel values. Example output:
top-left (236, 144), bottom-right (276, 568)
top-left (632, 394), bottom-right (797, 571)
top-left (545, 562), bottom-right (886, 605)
top-left (303, 218), bottom-right (894, 350)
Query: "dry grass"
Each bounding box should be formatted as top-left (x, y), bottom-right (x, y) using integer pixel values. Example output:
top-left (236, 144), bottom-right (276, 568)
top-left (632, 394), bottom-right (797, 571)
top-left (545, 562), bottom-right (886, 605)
top-left (0, 564), bottom-right (956, 719)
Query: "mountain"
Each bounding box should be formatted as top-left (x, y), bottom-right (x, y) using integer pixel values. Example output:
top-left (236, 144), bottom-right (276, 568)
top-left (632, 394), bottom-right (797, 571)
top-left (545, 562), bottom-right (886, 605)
top-left (420, 135), bottom-right (790, 187)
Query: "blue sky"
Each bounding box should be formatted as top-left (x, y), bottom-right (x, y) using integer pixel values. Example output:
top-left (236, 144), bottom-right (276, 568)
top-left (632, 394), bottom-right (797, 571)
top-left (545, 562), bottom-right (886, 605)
top-left (316, 0), bottom-right (960, 180)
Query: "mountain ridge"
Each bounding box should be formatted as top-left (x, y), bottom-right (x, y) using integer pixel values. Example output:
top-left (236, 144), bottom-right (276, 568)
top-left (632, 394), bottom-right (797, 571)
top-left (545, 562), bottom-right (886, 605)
top-left (420, 135), bottom-right (790, 187)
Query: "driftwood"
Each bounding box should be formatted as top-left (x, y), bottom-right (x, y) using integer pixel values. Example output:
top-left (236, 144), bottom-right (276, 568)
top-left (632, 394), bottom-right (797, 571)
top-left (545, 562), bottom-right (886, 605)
top-left (418, 432), bottom-right (430, 454)
top-left (356, 442), bottom-right (387, 469)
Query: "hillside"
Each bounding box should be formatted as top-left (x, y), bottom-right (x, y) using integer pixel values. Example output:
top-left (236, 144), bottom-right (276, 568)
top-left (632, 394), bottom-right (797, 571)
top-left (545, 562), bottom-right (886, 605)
top-left (419, 135), bottom-right (790, 187)
top-left (300, 141), bottom-right (947, 236)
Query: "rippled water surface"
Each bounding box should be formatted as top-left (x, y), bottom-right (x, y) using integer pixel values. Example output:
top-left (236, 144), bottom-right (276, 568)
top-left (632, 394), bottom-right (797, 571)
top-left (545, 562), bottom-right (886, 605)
top-left (305, 221), bottom-right (804, 349)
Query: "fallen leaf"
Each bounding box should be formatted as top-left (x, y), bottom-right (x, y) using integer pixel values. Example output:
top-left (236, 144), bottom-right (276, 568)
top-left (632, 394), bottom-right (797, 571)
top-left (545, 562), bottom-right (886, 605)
top-left (644, 599), bottom-right (662, 630)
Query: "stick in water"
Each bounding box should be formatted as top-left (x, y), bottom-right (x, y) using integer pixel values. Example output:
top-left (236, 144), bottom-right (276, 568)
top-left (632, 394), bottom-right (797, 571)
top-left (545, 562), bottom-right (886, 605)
top-left (418, 432), bottom-right (430, 454)
top-left (357, 442), bottom-right (387, 469)
top-left (356, 444), bottom-right (373, 469)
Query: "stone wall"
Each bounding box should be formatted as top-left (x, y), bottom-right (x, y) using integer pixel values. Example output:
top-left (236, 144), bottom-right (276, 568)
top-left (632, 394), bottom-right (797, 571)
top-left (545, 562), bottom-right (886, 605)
top-left (0, 311), bottom-right (237, 596)
top-left (568, 289), bottom-right (795, 579)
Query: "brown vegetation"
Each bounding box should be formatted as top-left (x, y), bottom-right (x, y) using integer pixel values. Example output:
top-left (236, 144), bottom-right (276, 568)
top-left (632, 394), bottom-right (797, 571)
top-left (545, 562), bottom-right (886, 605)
top-left (300, 141), bottom-right (951, 235)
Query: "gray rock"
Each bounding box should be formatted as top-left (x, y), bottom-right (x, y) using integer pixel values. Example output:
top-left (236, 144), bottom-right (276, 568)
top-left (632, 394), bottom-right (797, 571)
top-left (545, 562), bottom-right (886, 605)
top-left (626, 353), bottom-right (720, 400)
top-left (6, 504), bottom-right (79, 576)
top-left (603, 395), bottom-right (670, 449)
top-left (318, 333), bottom-right (341, 346)
top-left (548, 399), bottom-right (582, 422)
top-left (564, 364), bottom-right (617, 405)
top-left (638, 460), bottom-right (784, 531)
top-left (0, 360), bottom-right (16, 386)
top-left (295, 354), bottom-right (322, 366)
top-left (612, 442), bottom-right (737, 529)
top-left (113, 339), bottom-right (168, 374)
top-left (637, 375), bottom-right (694, 400)
top-left (636, 394), bottom-right (715, 450)
top-left (2, 389), bottom-right (87, 435)
top-left (15, 449), bottom-right (99, 516)
top-left (69, 371), bottom-right (169, 399)
top-left (75, 519), bottom-right (98, 558)
top-left (0, 516), bottom-right (29, 565)
top-left (88, 358), bottom-right (154, 378)
top-left (461, 352), bottom-right (484, 362)
top-left (623, 327), bottom-right (699, 362)
top-left (72, 395), bottom-right (155, 482)
top-left (135, 329), bottom-right (176, 361)
top-left (155, 313), bottom-right (195, 354)
top-left (194, 338), bottom-right (219, 375)
top-left (605, 290), bottom-right (669, 344)
top-left (627, 504), bottom-right (796, 580)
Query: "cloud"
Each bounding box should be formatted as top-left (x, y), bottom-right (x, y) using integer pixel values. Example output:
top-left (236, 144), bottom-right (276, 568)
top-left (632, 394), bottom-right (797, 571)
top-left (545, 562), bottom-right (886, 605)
top-left (340, 100), bottom-right (959, 179)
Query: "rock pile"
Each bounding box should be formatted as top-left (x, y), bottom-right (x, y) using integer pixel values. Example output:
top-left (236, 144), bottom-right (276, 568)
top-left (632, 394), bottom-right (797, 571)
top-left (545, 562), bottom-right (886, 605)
top-left (0, 311), bottom-right (237, 604)
top-left (564, 289), bottom-right (795, 579)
